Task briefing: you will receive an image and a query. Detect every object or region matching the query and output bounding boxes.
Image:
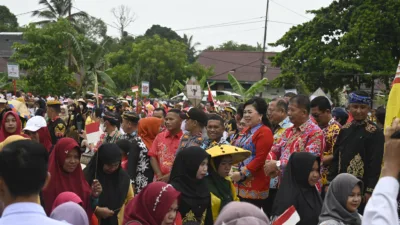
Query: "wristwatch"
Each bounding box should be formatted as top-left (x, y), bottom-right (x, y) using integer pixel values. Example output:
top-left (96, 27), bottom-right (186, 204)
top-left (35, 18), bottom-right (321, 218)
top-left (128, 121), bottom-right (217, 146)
top-left (276, 160), bottom-right (281, 169)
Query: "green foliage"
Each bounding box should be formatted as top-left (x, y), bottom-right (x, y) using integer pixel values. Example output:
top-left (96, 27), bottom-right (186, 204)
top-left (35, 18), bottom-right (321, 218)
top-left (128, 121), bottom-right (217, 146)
top-left (32, 0), bottom-right (88, 25)
top-left (270, 0), bottom-right (400, 94)
top-left (128, 35), bottom-right (188, 93)
top-left (183, 34), bottom-right (200, 63)
top-left (207, 40), bottom-right (262, 51)
top-left (227, 74), bottom-right (267, 101)
top-left (75, 16), bottom-right (108, 43)
top-left (11, 19), bottom-right (76, 95)
top-left (144, 25), bottom-right (182, 42)
top-left (0, 6), bottom-right (19, 31)
top-left (153, 80), bottom-right (184, 99)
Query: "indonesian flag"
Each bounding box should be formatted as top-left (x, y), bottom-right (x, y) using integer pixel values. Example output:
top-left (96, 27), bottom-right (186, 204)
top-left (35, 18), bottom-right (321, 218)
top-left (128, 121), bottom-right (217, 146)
top-left (87, 102), bottom-right (95, 109)
top-left (272, 206), bottom-right (300, 225)
top-left (85, 122), bottom-right (101, 145)
top-left (385, 60), bottom-right (400, 129)
top-left (126, 96), bottom-right (132, 101)
top-left (132, 86), bottom-right (139, 92)
top-left (207, 82), bottom-right (214, 103)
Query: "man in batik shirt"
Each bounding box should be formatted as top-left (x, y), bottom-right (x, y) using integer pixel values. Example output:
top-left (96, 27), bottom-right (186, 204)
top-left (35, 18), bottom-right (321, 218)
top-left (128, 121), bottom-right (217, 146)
top-left (310, 96), bottom-right (341, 190)
top-left (121, 111), bottom-right (140, 142)
top-left (328, 91), bottom-right (384, 213)
top-left (149, 109), bottom-right (183, 182)
top-left (264, 98), bottom-right (293, 216)
top-left (201, 114), bottom-right (229, 150)
top-left (264, 95), bottom-right (325, 189)
top-left (176, 108), bottom-right (208, 153)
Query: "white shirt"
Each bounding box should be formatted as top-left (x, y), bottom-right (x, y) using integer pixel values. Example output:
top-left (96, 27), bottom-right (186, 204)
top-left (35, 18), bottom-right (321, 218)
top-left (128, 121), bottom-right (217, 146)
top-left (0, 202), bottom-right (70, 225)
top-left (362, 176), bottom-right (399, 225)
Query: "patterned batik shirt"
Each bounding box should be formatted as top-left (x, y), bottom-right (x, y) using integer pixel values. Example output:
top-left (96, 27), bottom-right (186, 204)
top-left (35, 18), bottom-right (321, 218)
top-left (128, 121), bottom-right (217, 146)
top-left (132, 136), bottom-right (154, 194)
top-left (148, 130), bottom-right (183, 176)
top-left (200, 136), bottom-right (230, 150)
top-left (270, 117), bottom-right (293, 189)
top-left (121, 131), bottom-right (137, 143)
top-left (176, 131), bottom-right (204, 153)
top-left (268, 119), bottom-right (325, 183)
top-left (320, 118), bottom-right (341, 185)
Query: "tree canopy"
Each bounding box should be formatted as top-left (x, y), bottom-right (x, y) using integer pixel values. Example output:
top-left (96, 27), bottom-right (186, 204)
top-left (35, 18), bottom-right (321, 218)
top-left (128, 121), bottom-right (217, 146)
top-left (270, 0), bottom-right (400, 95)
top-left (0, 6), bottom-right (19, 32)
top-left (32, 0), bottom-right (88, 25)
top-left (11, 19), bottom-right (77, 95)
top-left (145, 25), bottom-right (183, 42)
top-left (206, 40), bottom-right (262, 51)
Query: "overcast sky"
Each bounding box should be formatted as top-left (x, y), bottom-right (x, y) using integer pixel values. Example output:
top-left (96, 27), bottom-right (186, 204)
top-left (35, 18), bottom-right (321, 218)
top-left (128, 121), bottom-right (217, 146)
top-left (6, 0), bottom-right (333, 52)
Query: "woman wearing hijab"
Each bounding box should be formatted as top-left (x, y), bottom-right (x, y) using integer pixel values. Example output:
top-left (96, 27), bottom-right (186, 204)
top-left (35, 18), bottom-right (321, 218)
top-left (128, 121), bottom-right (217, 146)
top-left (272, 152), bottom-right (322, 225)
top-left (42, 138), bottom-right (102, 217)
top-left (128, 117), bottom-right (162, 194)
top-left (319, 173), bottom-right (363, 225)
top-left (51, 192), bottom-right (83, 212)
top-left (0, 111), bottom-right (22, 142)
top-left (50, 202), bottom-right (90, 225)
top-left (84, 143), bottom-right (133, 225)
top-left (123, 182), bottom-right (181, 225)
top-left (214, 202), bottom-right (270, 225)
top-left (205, 145), bottom-right (251, 221)
top-left (169, 146), bottom-right (213, 225)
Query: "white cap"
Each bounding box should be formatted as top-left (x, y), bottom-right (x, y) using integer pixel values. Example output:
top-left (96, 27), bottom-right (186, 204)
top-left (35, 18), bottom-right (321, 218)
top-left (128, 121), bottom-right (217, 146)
top-left (23, 116), bottom-right (47, 132)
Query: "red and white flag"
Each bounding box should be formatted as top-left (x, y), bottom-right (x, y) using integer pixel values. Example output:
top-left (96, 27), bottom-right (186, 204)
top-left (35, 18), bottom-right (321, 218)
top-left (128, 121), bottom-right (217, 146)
top-left (87, 102), bottom-right (95, 109)
top-left (126, 96), bottom-right (132, 101)
top-left (207, 82), bottom-right (214, 103)
top-left (132, 86), bottom-right (139, 92)
top-left (85, 122), bottom-right (101, 145)
top-left (272, 206), bottom-right (300, 225)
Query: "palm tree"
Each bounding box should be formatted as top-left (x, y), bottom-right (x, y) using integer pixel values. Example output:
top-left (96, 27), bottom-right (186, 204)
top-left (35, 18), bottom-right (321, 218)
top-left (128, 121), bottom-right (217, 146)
top-left (225, 74), bottom-right (268, 101)
top-left (183, 34), bottom-right (200, 63)
top-left (66, 32), bottom-right (116, 98)
top-left (32, 0), bottom-right (88, 25)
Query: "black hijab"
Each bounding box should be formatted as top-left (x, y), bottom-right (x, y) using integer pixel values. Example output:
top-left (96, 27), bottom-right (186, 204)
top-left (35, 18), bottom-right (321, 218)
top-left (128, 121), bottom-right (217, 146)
top-left (206, 156), bottom-right (233, 213)
top-left (169, 146), bottom-right (211, 219)
top-left (84, 143), bottom-right (130, 225)
top-left (272, 152), bottom-right (322, 225)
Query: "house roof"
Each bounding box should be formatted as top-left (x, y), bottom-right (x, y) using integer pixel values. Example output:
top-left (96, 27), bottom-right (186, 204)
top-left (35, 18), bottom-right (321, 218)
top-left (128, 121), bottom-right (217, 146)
top-left (197, 50), bottom-right (281, 83)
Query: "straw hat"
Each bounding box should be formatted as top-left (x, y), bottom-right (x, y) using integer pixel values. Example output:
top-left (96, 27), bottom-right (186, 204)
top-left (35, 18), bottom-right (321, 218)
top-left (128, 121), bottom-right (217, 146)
top-left (206, 144), bottom-right (251, 164)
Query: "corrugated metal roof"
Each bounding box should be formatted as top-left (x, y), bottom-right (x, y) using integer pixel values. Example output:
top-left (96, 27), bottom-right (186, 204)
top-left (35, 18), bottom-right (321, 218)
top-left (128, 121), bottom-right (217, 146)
top-left (197, 50), bottom-right (281, 83)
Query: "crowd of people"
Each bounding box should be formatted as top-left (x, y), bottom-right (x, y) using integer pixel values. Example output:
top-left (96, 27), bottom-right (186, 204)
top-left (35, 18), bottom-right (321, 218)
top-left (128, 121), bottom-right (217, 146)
top-left (0, 90), bottom-right (398, 225)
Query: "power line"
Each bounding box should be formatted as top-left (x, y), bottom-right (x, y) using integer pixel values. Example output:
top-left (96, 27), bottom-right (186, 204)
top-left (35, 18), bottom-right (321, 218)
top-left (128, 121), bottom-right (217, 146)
top-left (176, 19), bottom-right (297, 32)
top-left (175, 16), bottom-right (265, 31)
top-left (270, 0), bottom-right (310, 20)
top-left (15, 7), bottom-right (47, 17)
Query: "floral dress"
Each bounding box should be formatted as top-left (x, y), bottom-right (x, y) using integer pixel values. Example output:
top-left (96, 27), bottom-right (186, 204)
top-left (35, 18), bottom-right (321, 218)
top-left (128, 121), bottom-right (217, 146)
top-left (131, 137), bottom-right (154, 194)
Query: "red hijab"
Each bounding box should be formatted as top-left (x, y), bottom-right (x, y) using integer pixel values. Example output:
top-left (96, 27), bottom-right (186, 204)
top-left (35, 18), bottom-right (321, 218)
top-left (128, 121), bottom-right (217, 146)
top-left (38, 126), bottom-right (53, 152)
top-left (51, 191), bottom-right (83, 212)
top-left (0, 111), bottom-right (22, 142)
top-left (123, 182), bottom-right (181, 225)
top-left (138, 117), bottom-right (162, 150)
top-left (42, 138), bottom-right (92, 217)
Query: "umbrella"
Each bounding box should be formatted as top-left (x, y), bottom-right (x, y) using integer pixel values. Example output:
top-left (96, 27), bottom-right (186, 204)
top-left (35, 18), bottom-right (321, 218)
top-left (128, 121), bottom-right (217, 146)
top-left (206, 144), bottom-right (251, 164)
top-left (8, 100), bottom-right (31, 119)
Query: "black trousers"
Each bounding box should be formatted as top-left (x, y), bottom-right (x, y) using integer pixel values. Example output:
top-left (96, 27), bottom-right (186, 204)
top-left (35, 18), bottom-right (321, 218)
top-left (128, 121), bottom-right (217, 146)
top-left (263, 188), bottom-right (278, 217)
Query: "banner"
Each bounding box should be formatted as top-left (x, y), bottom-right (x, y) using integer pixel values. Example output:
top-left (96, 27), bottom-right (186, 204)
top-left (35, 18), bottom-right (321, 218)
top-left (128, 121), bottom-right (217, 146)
top-left (141, 81), bottom-right (150, 96)
top-left (385, 61), bottom-right (400, 129)
top-left (131, 86), bottom-right (139, 92)
top-left (7, 63), bottom-right (19, 79)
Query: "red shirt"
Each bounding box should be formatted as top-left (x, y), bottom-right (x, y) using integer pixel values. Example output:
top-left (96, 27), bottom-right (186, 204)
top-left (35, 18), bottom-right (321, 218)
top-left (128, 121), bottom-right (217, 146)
top-left (148, 130), bottom-right (183, 175)
top-left (235, 124), bottom-right (274, 199)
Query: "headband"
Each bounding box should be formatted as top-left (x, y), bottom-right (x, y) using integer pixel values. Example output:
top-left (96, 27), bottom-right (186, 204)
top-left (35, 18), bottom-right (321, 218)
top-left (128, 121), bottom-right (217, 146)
top-left (348, 93), bottom-right (371, 106)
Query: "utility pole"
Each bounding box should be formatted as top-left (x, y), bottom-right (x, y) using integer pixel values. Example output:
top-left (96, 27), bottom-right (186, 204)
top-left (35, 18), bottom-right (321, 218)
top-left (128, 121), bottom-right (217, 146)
top-left (260, 0), bottom-right (270, 97)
